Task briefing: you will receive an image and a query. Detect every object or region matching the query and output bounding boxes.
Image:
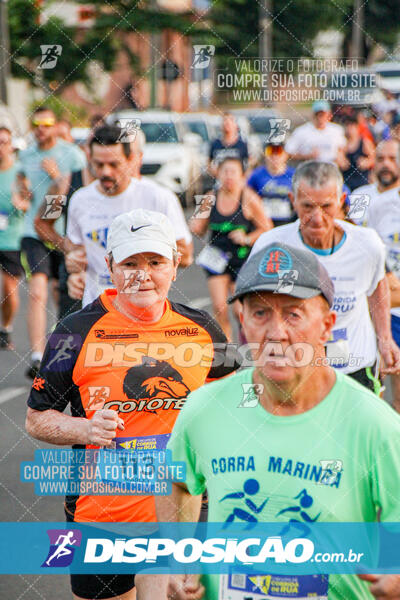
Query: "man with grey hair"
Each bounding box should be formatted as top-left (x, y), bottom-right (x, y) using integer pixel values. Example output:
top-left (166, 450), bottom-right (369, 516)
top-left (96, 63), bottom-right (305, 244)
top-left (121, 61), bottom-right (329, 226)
top-left (249, 160), bottom-right (400, 391)
top-left (137, 242), bottom-right (400, 600)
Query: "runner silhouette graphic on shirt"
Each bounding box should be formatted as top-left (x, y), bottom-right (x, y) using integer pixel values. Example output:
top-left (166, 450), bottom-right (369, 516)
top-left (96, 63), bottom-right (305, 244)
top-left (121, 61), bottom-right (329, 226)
top-left (277, 489), bottom-right (321, 537)
top-left (46, 531), bottom-right (76, 566)
top-left (220, 478), bottom-right (268, 529)
top-left (46, 335), bottom-right (75, 369)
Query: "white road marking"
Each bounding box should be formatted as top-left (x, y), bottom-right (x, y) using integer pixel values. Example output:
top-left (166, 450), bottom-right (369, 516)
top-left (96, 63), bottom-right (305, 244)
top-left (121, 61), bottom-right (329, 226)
top-left (189, 297), bottom-right (212, 309)
top-left (0, 387), bottom-right (28, 405)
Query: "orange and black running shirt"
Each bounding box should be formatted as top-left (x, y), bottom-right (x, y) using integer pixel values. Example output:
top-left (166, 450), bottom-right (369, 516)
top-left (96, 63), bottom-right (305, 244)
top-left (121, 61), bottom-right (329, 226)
top-left (27, 289), bottom-right (239, 523)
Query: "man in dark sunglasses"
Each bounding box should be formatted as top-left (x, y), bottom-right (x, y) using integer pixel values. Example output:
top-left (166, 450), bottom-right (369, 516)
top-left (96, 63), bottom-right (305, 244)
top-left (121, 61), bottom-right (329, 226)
top-left (247, 141), bottom-right (296, 227)
top-left (18, 106), bottom-right (86, 379)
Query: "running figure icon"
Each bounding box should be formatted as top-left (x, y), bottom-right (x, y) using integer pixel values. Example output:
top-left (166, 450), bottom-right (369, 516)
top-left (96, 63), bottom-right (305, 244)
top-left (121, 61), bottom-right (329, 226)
top-left (46, 335), bottom-right (76, 369)
top-left (277, 489), bottom-right (321, 537)
top-left (192, 45), bottom-right (215, 69)
top-left (220, 478), bottom-right (268, 529)
top-left (45, 531), bottom-right (77, 566)
top-left (38, 45), bottom-right (62, 69)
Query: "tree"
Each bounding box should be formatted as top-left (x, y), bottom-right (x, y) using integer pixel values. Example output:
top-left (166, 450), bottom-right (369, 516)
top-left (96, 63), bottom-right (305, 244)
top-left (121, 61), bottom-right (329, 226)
top-left (9, 0), bottom-right (195, 94)
top-left (200, 0), bottom-right (400, 67)
top-left (341, 0), bottom-right (400, 62)
top-left (201, 0), bottom-right (350, 69)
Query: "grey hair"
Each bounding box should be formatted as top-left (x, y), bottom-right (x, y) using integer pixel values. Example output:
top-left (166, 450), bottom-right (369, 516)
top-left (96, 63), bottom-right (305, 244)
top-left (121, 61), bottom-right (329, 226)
top-left (292, 161), bottom-right (343, 201)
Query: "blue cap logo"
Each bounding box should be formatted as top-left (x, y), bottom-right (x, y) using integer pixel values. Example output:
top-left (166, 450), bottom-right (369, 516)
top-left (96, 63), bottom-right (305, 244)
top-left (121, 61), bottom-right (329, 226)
top-left (258, 247), bottom-right (292, 278)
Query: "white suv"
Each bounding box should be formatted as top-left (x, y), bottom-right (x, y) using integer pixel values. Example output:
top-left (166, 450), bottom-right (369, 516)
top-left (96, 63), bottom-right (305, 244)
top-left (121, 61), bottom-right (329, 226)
top-left (108, 110), bottom-right (202, 205)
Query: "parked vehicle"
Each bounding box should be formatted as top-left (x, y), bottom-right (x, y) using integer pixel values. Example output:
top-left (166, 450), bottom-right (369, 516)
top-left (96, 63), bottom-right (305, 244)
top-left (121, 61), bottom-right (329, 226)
top-left (374, 62), bottom-right (400, 95)
top-left (325, 68), bottom-right (384, 118)
top-left (108, 110), bottom-right (202, 204)
top-left (231, 107), bottom-right (281, 147)
top-left (70, 127), bottom-right (91, 147)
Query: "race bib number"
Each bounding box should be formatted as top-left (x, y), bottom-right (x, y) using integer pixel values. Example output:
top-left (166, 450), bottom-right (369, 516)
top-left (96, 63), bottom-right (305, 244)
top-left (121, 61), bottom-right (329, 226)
top-left (97, 272), bottom-right (114, 295)
top-left (219, 573), bottom-right (329, 599)
top-left (196, 245), bottom-right (230, 274)
top-left (0, 212), bottom-right (9, 230)
top-left (114, 434), bottom-right (171, 451)
top-left (387, 248), bottom-right (400, 276)
top-left (325, 328), bottom-right (350, 368)
top-left (264, 198), bottom-right (292, 220)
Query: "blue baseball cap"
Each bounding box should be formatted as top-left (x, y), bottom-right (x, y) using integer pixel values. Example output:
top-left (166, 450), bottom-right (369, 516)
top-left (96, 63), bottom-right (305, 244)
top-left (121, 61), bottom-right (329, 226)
top-left (312, 100), bottom-right (330, 113)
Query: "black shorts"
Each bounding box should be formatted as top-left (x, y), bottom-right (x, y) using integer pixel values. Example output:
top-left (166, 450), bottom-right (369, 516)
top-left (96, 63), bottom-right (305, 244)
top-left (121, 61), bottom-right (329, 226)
top-left (204, 261), bottom-right (244, 282)
top-left (21, 236), bottom-right (62, 279)
top-left (65, 510), bottom-right (135, 599)
top-left (70, 572), bottom-right (135, 599)
top-left (348, 364), bottom-right (380, 394)
top-left (0, 250), bottom-right (24, 277)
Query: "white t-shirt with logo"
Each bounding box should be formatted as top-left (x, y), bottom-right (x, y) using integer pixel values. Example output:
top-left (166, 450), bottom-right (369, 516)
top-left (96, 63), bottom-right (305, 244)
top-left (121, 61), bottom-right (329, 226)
top-left (67, 178), bottom-right (191, 306)
top-left (285, 121), bottom-right (346, 162)
top-left (141, 177), bottom-right (192, 244)
top-left (250, 220), bottom-right (386, 373)
top-left (365, 184), bottom-right (400, 318)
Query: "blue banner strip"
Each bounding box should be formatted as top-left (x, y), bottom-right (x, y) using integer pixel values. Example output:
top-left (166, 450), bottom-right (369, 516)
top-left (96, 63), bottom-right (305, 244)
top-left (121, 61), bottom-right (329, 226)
top-left (2, 522), bottom-right (400, 574)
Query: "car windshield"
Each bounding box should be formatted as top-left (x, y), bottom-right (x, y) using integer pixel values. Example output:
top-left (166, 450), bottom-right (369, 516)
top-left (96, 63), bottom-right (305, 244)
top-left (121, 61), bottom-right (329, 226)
top-left (141, 122), bottom-right (179, 143)
top-left (378, 70), bottom-right (400, 78)
top-left (186, 121), bottom-right (208, 141)
top-left (248, 116), bottom-right (272, 134)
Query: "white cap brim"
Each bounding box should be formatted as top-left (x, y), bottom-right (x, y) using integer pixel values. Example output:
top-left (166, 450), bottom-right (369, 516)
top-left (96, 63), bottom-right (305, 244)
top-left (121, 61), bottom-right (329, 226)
top-left (111, 240), bottom-right (174, 263)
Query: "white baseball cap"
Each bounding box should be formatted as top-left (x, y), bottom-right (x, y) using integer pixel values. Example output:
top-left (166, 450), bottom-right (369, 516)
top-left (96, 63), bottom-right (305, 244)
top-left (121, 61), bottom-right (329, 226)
top-left (107, 208), bottom-right (177, 263)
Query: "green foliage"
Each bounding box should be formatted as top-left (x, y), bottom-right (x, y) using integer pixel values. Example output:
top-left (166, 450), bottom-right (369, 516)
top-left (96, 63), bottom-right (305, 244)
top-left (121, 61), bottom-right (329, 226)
top-left (200, 0), bottom-right (348, 67)
top-left (200, 0), bottom-right (400, 65)
top-left (341, 0), bottom-right (400, 58)
top-left (9, 0), bottom-right (99, 89)
top-left (9, 0), bottom-right (195, 93)
top-left (29, 96), bottom-right (89, 124)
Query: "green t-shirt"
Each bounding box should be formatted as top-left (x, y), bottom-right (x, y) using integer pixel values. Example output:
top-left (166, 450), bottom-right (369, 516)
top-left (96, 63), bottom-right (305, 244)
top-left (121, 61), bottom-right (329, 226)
top-left (0, 161), bottom-right (24, 251)
top-left (19, 139), bottom-right (86, 239)
top-left (168, 368), bottom-right (400, 599)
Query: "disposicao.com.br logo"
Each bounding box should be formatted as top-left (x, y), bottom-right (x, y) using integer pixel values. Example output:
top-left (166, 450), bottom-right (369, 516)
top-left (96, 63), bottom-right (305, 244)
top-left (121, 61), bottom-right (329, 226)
top-left (83, 536), bottom-right (314, 564)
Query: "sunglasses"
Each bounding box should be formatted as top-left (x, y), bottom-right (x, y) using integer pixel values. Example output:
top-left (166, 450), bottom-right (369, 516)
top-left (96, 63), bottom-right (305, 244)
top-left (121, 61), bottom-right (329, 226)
top-left (32, 119), bottom-right (56, 127)
top-left (265, 145), bottom-right (284, 156)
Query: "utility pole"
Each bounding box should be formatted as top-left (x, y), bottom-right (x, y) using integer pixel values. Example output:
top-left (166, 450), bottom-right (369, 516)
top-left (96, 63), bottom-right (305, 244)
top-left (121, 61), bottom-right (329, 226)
top-left (259, 0), bottom-right (272, 105)
top-left (150, 34), bottom-right (158, 108)
top-left (259, 0), bottom-right (272, 62)
top-left (0, 0), bottom-right (10, 104)
top-left (149, 0), bottom-right (159, 108)
top-left (351, 0), bottom-right (364, 61)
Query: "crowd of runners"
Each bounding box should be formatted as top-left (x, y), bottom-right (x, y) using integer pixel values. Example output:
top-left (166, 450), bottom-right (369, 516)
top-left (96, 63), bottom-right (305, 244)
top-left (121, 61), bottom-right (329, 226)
top-left (2, 96), bottom-right (400, 598)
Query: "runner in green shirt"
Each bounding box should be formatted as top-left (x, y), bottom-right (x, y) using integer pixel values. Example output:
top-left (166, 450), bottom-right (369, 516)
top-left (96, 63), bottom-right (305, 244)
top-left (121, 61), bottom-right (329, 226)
top-left (0, 126), bottom-right (30, 349)
top-left (136, 242), bottom-right (400, 600)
